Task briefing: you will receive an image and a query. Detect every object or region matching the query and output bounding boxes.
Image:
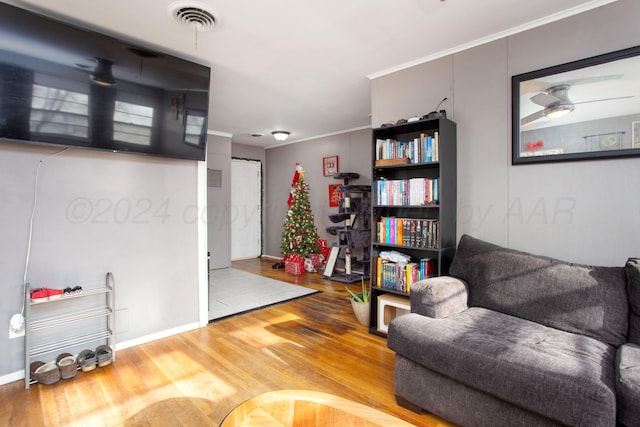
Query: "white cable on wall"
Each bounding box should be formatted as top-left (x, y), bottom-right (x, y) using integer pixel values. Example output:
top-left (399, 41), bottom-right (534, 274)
top-left (18, 148), bottom-right (70, 323)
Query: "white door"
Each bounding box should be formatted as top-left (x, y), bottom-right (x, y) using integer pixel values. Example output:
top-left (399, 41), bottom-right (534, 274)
top-left (231, 159), bottom-right (261, 260)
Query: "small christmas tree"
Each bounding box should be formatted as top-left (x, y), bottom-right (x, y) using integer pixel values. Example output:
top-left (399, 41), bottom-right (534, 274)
top-left (281, 164), bottom-right (320, 260)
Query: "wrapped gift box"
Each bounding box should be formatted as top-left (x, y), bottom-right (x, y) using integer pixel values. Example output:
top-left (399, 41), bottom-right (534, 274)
top-left (285, 260), bottom-right (304, 275)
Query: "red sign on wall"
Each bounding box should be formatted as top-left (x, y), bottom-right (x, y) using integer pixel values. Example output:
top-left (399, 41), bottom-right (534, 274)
top-left (328, 184), bottom-right (342, 207)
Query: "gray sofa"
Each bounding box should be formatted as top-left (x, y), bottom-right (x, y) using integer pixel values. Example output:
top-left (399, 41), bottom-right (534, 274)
top-left (387, 234), bottom-right (640, 427)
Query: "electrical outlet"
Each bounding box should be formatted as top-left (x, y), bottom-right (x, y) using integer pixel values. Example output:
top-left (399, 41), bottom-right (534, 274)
top-left (9, 314), bottom-right (25, 339)
top-left (9, 323), bottom-right (25, 339)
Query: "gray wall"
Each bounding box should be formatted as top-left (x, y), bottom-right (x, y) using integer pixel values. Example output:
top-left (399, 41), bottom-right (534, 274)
top-left (372, 0), bottom-right (640, 266)
top-left (264, 129), bottom-right (371, 258)
top-left (1, 141), bottom-right (202, 379)
top-left (521, 114), bottom-right (640, 154)
top-left (207, 134), bottom-right (232, 269)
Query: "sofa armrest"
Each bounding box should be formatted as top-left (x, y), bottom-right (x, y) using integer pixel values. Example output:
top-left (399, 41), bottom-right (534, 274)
top-left (617, 343), bottom-right (640, 426)
top-left (410, 276), bottom-right (469, 318)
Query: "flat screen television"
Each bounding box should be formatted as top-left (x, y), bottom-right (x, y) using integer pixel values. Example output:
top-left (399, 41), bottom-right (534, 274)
top-left (0, 2), bottom-right (210, 161)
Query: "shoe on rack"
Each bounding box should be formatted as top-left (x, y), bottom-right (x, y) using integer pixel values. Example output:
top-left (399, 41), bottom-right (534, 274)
top-left (47, 288), bottom-right (63, 301)
top-left (30, 288), bottom-right (49, 303)
top-left (31, 288), bottom-right (64, 302)
top-left (30, 361), bottom-right (61, 385)
top-left (77, 349), bottom-right (97, 372)
top-left (96, 345), bottom-right (113, 367)
top-left (56, 353), bottom-right (78, 379)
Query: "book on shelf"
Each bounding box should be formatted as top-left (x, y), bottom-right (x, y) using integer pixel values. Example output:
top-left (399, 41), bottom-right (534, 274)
top-left (374, 158), bottom-right (410, 167)
top-left (376, 217), bottom-right (440, 248)
top-left (374, 178), bottom-right (439, 206)
top-left (374, 256), bottom-right (435, 294)
top-left (375, 131), bottom-right (439, 164)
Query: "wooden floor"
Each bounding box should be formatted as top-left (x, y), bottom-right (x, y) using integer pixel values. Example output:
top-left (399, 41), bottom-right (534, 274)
top-left (0, 258), bottom-right (454, 427)
top-left (220, 389), bottom-right (417, 426)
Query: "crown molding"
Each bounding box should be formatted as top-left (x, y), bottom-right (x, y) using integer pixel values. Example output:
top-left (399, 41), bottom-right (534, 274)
top-left (367, 0), bottom-right (620, 80)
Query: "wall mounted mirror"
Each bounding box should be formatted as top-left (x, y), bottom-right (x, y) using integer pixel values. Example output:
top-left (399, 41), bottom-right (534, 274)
top-left (512, 45), bottom-right (640, 164)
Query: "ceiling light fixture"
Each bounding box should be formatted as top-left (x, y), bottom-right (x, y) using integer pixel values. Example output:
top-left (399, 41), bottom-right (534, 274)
top-left (271, 131), bottom-right (290, 141)
top-left (544, 102), bottom-right (574, 119)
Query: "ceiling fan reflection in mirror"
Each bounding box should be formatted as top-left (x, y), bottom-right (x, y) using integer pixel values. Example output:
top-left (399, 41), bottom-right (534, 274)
top-left (520, 75), bottom-right (633, 125)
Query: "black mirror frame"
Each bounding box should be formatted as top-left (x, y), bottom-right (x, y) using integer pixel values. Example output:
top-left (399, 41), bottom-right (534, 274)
top-left (512, 45), bottom-right (640, 165)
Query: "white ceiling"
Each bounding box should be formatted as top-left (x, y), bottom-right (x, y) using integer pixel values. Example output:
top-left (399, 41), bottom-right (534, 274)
top-left (8, 0), bottom-right (620, 148)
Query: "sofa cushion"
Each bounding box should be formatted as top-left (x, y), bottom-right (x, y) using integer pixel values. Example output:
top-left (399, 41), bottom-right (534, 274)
top-left (394, 356), bottom-right (562, 427)
top-left (616, 343), bottom-right (640, 426)
top-left (449, 234), bottom-right (628, 347)
top-left (388, 307), bottom-right (617, 426)
top-left (410, 276), bottom-right (468, 318)
top-left (625, 258), bottom-right (640, 346)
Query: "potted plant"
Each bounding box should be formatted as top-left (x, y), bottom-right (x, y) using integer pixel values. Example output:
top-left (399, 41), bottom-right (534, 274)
top-left (345, 278), bottom-right (370, 327)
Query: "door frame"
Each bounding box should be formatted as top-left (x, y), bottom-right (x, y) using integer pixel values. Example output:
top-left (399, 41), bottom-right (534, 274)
top-left (231, 157), bottom-right (263, 259)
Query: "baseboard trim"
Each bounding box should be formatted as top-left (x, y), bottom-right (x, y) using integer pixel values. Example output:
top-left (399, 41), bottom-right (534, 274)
top-left (0, 322), bottom-right (201, 386)
top-left (115, 322), bottom-right (201, 351)
top-left (0, 370), bottom-right (24, 386)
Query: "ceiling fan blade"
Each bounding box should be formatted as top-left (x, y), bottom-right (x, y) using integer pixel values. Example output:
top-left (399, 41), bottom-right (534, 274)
top-left (521, 110), bottom-right (545, 125)
top-left (520, 75), bottom-right (623, 95)
top-left (564, 74), bottom-right (624, 87)
top-left (520, 80), bottom-right (554, 94)
top-left (530, 92), bottom-right (560, 107)
top-left (573, 95), bottom-right (634, 105)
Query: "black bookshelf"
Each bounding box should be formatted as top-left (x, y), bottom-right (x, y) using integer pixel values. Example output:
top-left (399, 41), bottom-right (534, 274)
top-left (369, 118), bottom-right (457, 337)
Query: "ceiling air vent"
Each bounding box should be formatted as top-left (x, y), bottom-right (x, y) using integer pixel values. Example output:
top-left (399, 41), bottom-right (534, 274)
top-left (168, 2), bottom-right (219, 32)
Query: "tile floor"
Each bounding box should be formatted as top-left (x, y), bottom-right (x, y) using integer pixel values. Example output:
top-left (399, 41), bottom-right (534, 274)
top-left (208, 268), bottom-right (318, 321)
